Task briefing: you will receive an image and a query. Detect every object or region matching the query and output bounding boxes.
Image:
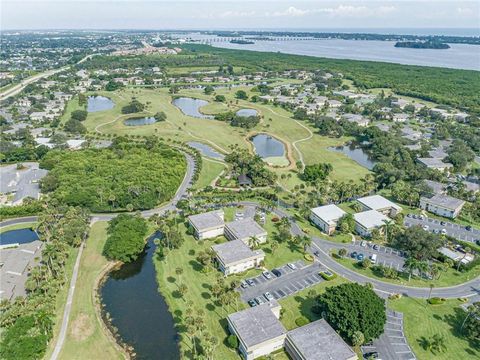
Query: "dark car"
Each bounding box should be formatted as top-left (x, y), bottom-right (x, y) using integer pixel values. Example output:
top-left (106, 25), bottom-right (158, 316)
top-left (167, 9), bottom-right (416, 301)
top-left (314, 250), bottom-right (320, 257)
top-left (271, 268), bottom-right (282, 277)
top-left (364, 352), bottom-right (379, 359)
top-left (246, 279), bottom-right (255, 286)
top-left (351, 251), bottom-right (358, 258)
top-left (466, 225), bottom-right (472, 231)
top-left (440, 221), bottom-right (446, 226)
top-left (373, 244), bottom-right (379, 251)
top-left (357, 253), bottom-right (364, 261)
top-left (248, 299), bottom-right (257, 307)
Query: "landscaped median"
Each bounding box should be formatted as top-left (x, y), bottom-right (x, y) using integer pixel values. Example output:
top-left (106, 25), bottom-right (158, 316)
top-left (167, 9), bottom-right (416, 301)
top-left (332, 253), bottom-right (480, 288)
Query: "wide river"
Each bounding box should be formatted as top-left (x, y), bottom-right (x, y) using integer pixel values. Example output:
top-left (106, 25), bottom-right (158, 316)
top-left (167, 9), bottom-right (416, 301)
top-left (183, 34), bottom-right (479, 71)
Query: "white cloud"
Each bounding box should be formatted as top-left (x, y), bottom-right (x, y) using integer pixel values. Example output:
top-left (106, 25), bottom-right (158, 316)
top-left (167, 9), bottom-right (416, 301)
top-left (219, 10), bottom-right (256, 18)
top-left (456, 7), bottom-right (474, 17)
top-left (267, 5), bottom-right (397, 18)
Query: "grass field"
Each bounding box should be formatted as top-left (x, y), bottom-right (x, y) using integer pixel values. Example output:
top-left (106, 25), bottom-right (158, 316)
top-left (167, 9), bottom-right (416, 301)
top-left (0, 221), bottom-right (36, 233)
top-left (81, 85), bottom-right (369, 189)
top-left (334, 255), bottom-right (480, 288)
top-left (193, 158), bottom-right (226, 189)
top-left (57, 222), bottom-right (124, 360)
top-left (389, 297), bottom-right (479, 360)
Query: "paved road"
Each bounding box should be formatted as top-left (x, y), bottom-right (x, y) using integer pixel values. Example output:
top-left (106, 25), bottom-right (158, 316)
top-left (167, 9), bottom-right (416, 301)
top-left (0, 216), bottom-right (39, 228)
top-left (404, 215), bottom-right (480, 243)
top-left (0, 54), bottom-right (96, 101)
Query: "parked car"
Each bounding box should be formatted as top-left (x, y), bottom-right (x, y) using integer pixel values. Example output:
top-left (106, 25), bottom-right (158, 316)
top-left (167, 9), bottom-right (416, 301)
top-left (314, 250), bottom-right (320, 257)
top-left (246, 279), bottom-right (255, 286)
top-left (271, 268), bottom-right (282, 277)
top-left (254, 296), bottom-right (265, 305)
top-left (363, 352), bottom-right (379, 359)
top-left (240, 280), bottom-right (248, 289)
top-left (264, 292), bottom-right (274, 301)
top-left (440, 221), bottom-right (446, 226)
top-left (373, 244), bottom-right (379, 251)
top-left (441, 229), bottom-right (447, 235)
top-left (287, 263), bottom-right (297, 270)
top-left (351, 251), bottom-right (358, 259)
top-left (370, 254), bottom-right (377, 264)
top-left (263, 271), bottom-right (272, 279)
top-left (422, 225), bottom-right (429, 231)
top-left (319, 270), bottom-right (336, 281)
top-left (406, 213), bottom-right (412, 218)
top-left (357, 253), bottom-right (364, 261)
top-left (466, 225), bottom-right (472, 231)
top-left (360, 240), bottom-right (367, 247)
top-left (248, 299), bottom-right (257, 307)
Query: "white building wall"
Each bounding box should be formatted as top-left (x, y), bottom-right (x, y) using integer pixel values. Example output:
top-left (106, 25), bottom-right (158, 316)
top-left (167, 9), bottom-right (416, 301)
top-left (197, 227), bottom-right (224, 240)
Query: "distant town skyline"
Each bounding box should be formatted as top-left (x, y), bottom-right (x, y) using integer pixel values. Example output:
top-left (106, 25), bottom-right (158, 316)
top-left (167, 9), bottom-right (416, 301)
top-left (2, 1), bottom-right (479, 31)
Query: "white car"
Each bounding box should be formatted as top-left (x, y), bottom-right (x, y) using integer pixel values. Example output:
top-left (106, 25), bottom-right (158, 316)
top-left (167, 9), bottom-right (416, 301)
top-left (441, 229), bottom-right (447, 235)
top-left (287, 263), bottom-right (297, 270)
top-left (264, 292), bottom-right (274, 301)
top-left (360, 240), bottom-right (367, 247)
top-left (422, 225), bottom-right (429, 231)
top-left (263, 271), bottom-right (272, 279)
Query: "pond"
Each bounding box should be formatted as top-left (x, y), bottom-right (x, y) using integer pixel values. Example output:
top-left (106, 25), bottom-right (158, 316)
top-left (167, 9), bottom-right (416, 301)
top-left (0, 228), bottom-right (39, 246)
top-left (236, 109), bottom-right (258, 118)
top-left (328, 143), bottom-right (376, 170)
top-left (172, 97), bottom-right (213, 119)
top-left (100, 234), bottom-right (179, 360)
top-left (187, 141), bottom-right (225, 160)
top-left (250, 134), bottom-right (285, 158)
top-left (124, 117), bottom-right (157, 126)
top-left (87, 96), bottom-right (115, 113)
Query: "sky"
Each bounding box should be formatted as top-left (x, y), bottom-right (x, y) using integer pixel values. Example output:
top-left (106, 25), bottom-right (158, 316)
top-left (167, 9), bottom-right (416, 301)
top-left (2, 0), bottom-right (479, 31)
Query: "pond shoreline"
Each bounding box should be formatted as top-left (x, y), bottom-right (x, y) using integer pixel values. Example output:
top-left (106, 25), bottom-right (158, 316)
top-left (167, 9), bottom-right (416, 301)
top-left (245, 131), bottom-right (294, 169)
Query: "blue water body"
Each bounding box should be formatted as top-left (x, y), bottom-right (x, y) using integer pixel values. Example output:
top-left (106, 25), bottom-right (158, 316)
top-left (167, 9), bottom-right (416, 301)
top-left (236, 109), bottom-right (258, 117)
top-left (187, 141), bottom-right (225, 160)
top-left (100, 233), bottom-right (179, 360)
top-left (184, 33), bottom-right (479, 70)
top-left (251, 134), bottom-right (285, 158)
top-left (0, 228), bottom-right (39, 246)
top-left (328, 144), bottom-right (376, 170)
top-left (87, 96), bottom-right (115, 112)
top-left (172, 97), bottom-right (213, 119)
top-left (124, 117), bottom-right (156, 126)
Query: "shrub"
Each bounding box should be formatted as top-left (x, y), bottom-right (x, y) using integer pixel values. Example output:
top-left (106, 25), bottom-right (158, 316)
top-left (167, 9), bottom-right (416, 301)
top-left (428, 297), bottom-right (446, 305)
top-left (304, 254), bottom-right (314, 262)
top-left (319, 271), bottom-right (337, 281)
top-left (295, 316), bottom-right (309, 327)
top-left (227, 335), bottom-right (238, 349)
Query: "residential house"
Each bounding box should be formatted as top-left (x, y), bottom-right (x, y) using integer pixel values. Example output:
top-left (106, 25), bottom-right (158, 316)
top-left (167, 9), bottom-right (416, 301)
top-left (420, 194), bottom-right (465, 219)
top-left (310, 204), bottom-right (346, 235)
top-left (211, 240), bottom-right (265, 276)
top-left (417, 158), bottom-right (453, 172)
top-left (188, 210), bottom-right (225, 240)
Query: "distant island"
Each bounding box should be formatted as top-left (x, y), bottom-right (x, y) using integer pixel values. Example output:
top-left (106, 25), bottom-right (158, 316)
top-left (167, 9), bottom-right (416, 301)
top-left (230, 39), bottom-right (255, 45)
top-left (394, 41), bottom-right (451, 49)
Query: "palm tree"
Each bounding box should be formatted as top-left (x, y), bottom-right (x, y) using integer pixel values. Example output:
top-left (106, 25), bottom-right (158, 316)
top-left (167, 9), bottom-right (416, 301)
top-left (300, 235), bottom-right (312, 253)
top-left (270, 240), bottom-right (279, 254)
top-left (382, 219), bottom-right (394, 242)
top-left (248, 236), bottom-right (260, 249)
top-left (403, 257), bottom-right (419, 281)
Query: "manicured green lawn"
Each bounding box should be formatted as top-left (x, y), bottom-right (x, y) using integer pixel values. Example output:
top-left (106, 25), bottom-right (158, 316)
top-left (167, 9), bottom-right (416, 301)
top-left (278, 276), bottom-right (348, 330)
top-left (0, 221), bottom-right (36, 233)
top-left (334, 255), bottom-right (480, 288)
top-left (193, 158), bottom-right (225, 190)
top-left (57, 222), bottom-right (125, 360)
top-left (388, 297), bottom-right (479, 360)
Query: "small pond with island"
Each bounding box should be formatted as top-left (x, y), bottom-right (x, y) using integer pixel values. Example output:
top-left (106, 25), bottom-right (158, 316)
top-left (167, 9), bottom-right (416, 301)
top-left (87, 96), bottom-right (115, 113)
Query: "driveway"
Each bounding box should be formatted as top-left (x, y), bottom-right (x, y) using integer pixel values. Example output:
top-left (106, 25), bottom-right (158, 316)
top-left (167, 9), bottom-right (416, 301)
top-left (238, 260), bottom-right (326, 302)
top-left (362, 310), bottom-right (416, 360)
top-left (404, 215), bottom-right (479, 244)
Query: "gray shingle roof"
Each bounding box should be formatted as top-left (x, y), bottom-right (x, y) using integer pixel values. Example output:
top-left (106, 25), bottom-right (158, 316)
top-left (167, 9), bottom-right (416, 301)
top-left (212, 240), bottom-right (264, 266)
top-left (287, 319), bottom-right (356, 360)
top-left (225, 218), bottom-right (267, 241)
top-left (228, 300), bottom-right (286, 348)
top-left (188, 210), bottom-right (224, 231)
top-left (422, 194), bottom-right (465, 210)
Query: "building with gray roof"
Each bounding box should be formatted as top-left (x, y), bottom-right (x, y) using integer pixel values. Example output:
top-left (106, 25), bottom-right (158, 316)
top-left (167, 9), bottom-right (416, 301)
top-left (187, 210), bottom-right (224, 240)
top-left (357, 195), bottom-right (402, 217)
top-left (420, 194), bottom-right (465, 219)
top-left (0, 162), bottom-right (48, 206)
top-left (227, 300), bottom-right (286, 360)
top-left (354, 210), bottom-right (389, 237)
top-left (424, 180), bottom-right (446, 195)
top-left (225, 219), bottom-right (267, 245)
top-left (211, 240), bottom-right (264, 276)
top-left (285, 319), bottom-right (357, 360)
top-left (417, 158), bottom-right (453, 172)
top-left (310, 204), bottom-right (346, 235)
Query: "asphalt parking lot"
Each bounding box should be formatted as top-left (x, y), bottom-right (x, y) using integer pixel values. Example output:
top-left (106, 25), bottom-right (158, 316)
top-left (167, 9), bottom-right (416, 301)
top-left (404, 215), bottom-right (479, 244)
top-left (349, 240), bottom-right (407, 270)
top-left (362, 310), bottom-right (416, 360)
top-left (238, 260), bottom-right (326, 303)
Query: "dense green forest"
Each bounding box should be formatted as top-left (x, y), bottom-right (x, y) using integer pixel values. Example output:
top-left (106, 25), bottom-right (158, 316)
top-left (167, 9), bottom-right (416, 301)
top-left (39, 144), bottom-right (186, 212)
